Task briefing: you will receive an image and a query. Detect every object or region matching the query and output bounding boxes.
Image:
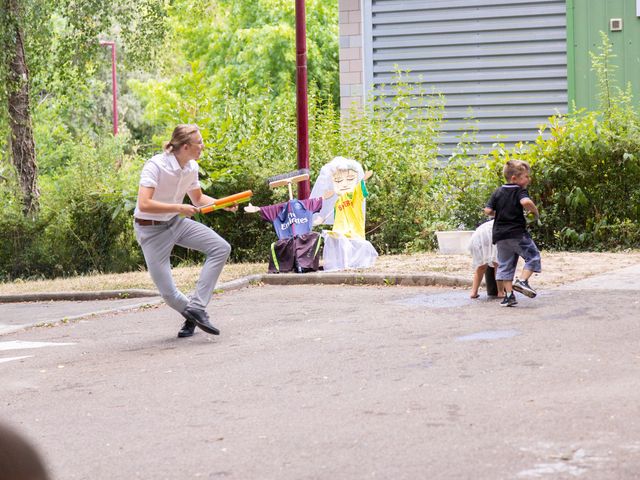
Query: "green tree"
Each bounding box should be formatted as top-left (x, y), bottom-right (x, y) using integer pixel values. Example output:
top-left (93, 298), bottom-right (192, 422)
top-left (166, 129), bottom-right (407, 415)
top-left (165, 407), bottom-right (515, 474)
top-left (1, 0), bottom-right (41, 214)
top-left (131, 0), bottom-right (339, 133)
top-left (0, 0), bottom-right (166, 214)
top-left (188, 0), bottom-right (337, 99)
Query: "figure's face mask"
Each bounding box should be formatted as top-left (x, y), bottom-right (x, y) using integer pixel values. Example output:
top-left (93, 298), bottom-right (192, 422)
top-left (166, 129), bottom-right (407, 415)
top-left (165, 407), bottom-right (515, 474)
top-left (332, 169), bottom-right (359, 195)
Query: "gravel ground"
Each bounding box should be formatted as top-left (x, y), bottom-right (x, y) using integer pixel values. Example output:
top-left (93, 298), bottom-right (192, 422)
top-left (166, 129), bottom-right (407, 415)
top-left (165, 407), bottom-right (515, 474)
top-left (1, 251), bottom-right (639, 294)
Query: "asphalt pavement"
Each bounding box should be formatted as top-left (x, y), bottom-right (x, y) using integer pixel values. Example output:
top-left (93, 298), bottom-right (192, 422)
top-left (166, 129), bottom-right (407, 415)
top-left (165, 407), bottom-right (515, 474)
top-left (0, 272), bottom-right (470, 335)
top-left (1, 266), bottom-right (639, 479)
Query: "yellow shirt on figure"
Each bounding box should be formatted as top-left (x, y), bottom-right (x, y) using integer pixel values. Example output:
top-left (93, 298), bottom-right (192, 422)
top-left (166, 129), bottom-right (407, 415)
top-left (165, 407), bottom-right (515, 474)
top-left (332, 179), bottom-right (368, 239)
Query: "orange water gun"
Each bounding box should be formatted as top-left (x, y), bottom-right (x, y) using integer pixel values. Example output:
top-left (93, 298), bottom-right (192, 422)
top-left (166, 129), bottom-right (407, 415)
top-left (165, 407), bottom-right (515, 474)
top-left (199, 190), bottom-right (253, 214)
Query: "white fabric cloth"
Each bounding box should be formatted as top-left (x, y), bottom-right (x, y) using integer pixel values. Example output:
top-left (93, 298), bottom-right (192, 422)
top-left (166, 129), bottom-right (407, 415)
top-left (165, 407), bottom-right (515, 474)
top-left (134, 152), bottom-right (201, 221)
top-left (321, 231), bottom-right (378, 272)
top-left (310, 156), bottom-right (365, 225)
top-left (469, 220), bottom-right (498, 269)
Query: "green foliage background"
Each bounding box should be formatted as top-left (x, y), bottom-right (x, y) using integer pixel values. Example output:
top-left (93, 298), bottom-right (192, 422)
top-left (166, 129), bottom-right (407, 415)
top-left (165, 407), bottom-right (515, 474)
top-left (486, 34), bottom-right (640, 251)
top-left (1, 4), bottom-right (639, 282)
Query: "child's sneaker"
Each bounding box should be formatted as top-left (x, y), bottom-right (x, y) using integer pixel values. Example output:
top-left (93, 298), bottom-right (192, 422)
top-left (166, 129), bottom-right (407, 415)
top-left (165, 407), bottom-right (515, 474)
top-left (513, 278), bottom-right (537, 298)
top-left (500, 292), bottom-right (518, 307)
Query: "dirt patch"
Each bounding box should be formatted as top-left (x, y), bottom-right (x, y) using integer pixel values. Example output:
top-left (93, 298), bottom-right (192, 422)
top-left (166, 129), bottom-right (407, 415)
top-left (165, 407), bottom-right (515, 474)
top-left (373, 251), bottom-right (640, 287)
top-left (1, 251), bottom-right (639, 294)
top-left (0, 263), bottom-right (265, 295)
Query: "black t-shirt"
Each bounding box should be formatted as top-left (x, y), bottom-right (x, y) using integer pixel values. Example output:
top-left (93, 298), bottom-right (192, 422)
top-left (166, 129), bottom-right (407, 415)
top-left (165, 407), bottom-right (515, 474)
top-left (486, 184), bottom-right (530, 243)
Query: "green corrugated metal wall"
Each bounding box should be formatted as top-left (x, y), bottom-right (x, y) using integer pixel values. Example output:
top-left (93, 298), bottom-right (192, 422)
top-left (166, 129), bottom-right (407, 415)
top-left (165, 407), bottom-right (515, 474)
top-left (569, 0), bottom-right (640, 110)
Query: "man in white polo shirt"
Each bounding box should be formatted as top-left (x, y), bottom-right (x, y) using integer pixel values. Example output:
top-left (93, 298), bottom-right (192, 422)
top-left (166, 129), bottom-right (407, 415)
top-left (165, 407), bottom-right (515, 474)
top-left (133, 124), bottom-right (234, 338)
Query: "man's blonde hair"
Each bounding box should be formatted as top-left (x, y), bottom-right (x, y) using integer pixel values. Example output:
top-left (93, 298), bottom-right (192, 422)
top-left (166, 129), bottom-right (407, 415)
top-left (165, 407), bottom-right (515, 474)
top-left (163, 124), bottom-right (200, 153)
top-left (503, 160), bottom-right (531, 180)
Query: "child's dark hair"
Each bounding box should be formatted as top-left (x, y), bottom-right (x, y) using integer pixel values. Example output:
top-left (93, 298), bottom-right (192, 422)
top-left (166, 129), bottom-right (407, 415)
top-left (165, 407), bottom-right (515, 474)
top-left (503, 160), bottom-right (531, 181)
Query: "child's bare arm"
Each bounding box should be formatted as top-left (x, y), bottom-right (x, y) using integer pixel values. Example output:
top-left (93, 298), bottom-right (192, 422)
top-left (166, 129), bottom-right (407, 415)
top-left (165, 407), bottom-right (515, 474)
top-left (521, 198), bottom-right (539, 217)
top-left (483, 207), bottom-right (495, 217)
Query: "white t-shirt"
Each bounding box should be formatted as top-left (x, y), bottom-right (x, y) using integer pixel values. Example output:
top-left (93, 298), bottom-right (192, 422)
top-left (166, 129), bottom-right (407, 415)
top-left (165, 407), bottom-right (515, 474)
top-left (133, 152), bottom-right (200, 221)
top-left (469, 220), bottom-right (498, 269)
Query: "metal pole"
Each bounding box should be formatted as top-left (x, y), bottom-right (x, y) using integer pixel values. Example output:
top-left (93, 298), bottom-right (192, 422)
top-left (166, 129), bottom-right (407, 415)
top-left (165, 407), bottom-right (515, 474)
top-left (100, 41), bottom-right (118, 136)
top-left (295, 0), bottom-right (310, 199)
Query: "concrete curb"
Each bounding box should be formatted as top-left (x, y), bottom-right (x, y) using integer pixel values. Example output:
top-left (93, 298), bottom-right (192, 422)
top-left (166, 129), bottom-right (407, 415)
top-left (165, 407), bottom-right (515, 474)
top-left (0, 289), bottom-right (160, 303)
top-left (0, 272), bottom-right (470, 304)
top-left (0, 298), bottom-right (166, 337)
top-left (258, 272), bottom-right (470, 287)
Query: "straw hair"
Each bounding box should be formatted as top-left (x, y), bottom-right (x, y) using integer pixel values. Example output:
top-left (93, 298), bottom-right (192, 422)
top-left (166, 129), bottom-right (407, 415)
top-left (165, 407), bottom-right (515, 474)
top-left (163, 124), bottom-right (200, 153)
top-left (503, 159), bottom-right (530, 180)
top-left (327, 156), bottom-right (361, 175)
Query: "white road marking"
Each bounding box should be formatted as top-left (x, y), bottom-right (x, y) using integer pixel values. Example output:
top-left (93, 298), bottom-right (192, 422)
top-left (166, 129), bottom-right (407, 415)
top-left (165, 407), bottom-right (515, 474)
top-left (0, 340), bottom-right (76, 351)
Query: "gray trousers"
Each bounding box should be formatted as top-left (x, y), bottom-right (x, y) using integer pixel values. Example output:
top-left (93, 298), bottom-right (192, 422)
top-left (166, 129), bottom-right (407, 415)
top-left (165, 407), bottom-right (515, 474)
top-left (134, 216), bottom-right (231, 314)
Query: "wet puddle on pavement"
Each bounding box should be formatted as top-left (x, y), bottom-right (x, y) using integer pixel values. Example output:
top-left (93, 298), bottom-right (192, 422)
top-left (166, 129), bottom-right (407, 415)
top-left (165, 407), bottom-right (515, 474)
top-left (392, 291), bottom-right (475, 309)
top-left (391, 292), bottom-right (523, 342)
top-left (455, 329), bottom-right (521, 342)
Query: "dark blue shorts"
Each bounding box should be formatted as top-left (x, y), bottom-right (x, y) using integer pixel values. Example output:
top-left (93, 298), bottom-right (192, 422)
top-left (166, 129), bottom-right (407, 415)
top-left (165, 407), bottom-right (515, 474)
top-left (496, 234), bottom-right (541, 281)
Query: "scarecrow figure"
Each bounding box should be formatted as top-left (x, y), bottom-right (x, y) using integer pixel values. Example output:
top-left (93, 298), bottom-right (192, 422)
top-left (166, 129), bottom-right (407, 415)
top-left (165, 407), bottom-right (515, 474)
top-left (310, 156), bottom-right (378, 272)
top-left (245, 170), bottom-right (324, 273)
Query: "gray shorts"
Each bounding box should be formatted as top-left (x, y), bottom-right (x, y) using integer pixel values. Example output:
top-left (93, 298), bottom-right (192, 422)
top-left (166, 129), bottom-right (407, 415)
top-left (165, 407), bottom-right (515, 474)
top-left (496, 234), bottom-right (541, 281)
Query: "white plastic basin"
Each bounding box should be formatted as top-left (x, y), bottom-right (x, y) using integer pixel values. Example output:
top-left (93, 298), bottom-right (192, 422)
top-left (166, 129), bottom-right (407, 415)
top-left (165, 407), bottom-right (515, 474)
top-left (435, 230), bottom-right (475, 254)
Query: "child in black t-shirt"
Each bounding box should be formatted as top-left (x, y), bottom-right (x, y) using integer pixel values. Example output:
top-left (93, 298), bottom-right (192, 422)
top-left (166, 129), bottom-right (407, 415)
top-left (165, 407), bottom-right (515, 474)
top-left (484, 160), bottom-right (541, 307)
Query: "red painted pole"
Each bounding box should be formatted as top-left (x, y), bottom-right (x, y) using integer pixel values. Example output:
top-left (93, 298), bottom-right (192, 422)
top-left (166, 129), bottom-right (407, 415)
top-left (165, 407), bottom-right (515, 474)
top-left (100, 41), bottom-right (118, 135)
top-left (295, 0), bottom-right (310, 199)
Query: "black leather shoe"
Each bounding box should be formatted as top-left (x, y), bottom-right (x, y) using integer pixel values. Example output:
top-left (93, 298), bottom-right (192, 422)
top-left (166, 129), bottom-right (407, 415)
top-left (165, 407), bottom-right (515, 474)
top-left (177, 319), bottom-right (196, 338)
top-left (182, 307), bottom-right (220, 335)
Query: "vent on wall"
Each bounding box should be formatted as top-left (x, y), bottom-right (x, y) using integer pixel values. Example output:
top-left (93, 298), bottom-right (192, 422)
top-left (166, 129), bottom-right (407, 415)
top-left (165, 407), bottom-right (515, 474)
top-left (610, 18), bottom-right (623, 31)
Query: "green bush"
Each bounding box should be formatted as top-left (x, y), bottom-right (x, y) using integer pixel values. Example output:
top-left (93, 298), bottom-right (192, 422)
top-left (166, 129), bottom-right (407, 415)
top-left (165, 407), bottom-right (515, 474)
top-left (496, 35), bottom-right (640, 250)
top-left (427, 132), bottom-right (503, 237)
top-left (193, 73), bottom-right (446, 257)
top-left (0, 132), bottom-right (142, 280)
top-left (5, 32), bottom-right (640, 280)
top-left (520, 108), bottom-right (640, 250)
top-left (334, 75), bottom-right (444, 254)
top-left (2, 72), bottom-right (449, 277)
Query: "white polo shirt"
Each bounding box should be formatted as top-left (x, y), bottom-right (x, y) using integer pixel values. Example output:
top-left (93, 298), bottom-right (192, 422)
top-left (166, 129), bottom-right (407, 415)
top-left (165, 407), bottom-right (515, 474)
top-left (133, 152), bottom-right (201, 221)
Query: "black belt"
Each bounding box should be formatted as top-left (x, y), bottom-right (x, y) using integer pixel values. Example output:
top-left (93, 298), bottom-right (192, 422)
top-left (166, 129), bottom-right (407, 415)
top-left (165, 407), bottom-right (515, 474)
top-left (134, 218), bottom-right (168, 226)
